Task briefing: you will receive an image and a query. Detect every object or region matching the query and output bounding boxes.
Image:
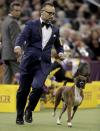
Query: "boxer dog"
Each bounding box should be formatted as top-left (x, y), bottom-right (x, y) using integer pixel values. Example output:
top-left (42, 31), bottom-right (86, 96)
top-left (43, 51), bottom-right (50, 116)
top-left (52, 62), bottom-right (90, 127)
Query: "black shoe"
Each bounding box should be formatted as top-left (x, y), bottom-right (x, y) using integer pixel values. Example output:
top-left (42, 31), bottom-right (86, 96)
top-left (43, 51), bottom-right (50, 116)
top-left (16, 118), bottom-right (24, 125)
top-left (25, 110), bottom-right (33, 123)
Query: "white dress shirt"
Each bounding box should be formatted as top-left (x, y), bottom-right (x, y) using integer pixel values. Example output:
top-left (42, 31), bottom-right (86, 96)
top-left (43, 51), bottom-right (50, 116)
top-left (40, 18), bottom-right (52, 49)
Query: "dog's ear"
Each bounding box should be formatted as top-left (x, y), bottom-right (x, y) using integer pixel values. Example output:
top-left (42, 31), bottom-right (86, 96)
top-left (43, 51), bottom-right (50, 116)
top-left (74, 62), bottom-right (90, 79)
top-left (73, 77), bottom-right (78, 84)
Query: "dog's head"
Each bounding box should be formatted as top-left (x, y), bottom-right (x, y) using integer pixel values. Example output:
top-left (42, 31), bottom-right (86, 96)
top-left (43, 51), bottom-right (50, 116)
top-left (74, 75), bottom-right (87, 89)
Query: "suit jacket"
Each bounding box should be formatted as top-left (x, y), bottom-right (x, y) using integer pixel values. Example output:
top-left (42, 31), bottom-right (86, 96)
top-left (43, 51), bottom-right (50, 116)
top-left (15, 19), bottom-right (63, 73)
top-left (1, 15), bottom-right (21, 60)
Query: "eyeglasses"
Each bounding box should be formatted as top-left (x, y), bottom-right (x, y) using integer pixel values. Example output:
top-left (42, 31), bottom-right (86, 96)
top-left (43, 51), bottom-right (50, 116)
top-left (43, 10), bottom-right (55, 16)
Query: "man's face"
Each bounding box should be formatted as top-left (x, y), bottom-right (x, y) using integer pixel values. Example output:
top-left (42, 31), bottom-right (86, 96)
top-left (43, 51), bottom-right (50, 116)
top-left (11, 6), bottom-right (21, 18)
top-left (41, 5), bottom-right (56, 23)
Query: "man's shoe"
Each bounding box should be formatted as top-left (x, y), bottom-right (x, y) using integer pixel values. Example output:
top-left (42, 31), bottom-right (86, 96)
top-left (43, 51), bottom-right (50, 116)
top-left (16, 118), bottom-right (24, 125)
top-left (25, 110), bottom-right (33, 123)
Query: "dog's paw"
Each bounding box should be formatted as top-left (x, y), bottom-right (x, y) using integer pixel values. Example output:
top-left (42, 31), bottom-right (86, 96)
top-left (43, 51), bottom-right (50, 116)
top-left (57, 117), bottom-right (61, 125)
top-left (52, 112), bottom-right (56, 117)
top-left (67, 122), bottom-right (72, 127)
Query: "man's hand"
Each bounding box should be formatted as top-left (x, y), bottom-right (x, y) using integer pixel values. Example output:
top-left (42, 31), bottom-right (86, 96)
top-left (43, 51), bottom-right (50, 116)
top-left (14, 46), bottom-right (22, 62)
top-left (58, 52), bottom-right (65, 60)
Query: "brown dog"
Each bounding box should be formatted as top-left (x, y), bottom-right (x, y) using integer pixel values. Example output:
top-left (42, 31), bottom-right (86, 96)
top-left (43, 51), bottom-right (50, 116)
top-left (52, 75), bottom-right (87, 127)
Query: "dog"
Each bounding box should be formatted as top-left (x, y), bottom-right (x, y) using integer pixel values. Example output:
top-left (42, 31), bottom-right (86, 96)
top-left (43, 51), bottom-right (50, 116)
top-left (52, 75), bottom-right (87, 127)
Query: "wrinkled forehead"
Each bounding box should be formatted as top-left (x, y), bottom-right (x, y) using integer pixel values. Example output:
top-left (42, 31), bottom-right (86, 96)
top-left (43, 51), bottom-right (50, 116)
top-left (75, 75), bottom-right (87, 81)
top-left (43, 5), bottom-right (55, 12)
top-left (79, 73), bottom-right (89, 78)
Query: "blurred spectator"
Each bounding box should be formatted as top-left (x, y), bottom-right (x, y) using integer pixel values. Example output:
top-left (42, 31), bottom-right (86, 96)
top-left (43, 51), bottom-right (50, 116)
top-left (65, 1), bottom-right (77, 19)
top-left (21, 0), bottom-right (30, 11)
top-left (87, 28), bottom-right (100, 60)
top-left (32, 10), bottom-right (40, 20)
top-left (34, 3), bottom-right (41, 11)
top-left (0, 0), bottom-right (6, 16)
top-left (20, 8), bottom-right (32, 30)
top-left (60, 25), bottom-right (72, 57)
top-left (74, 33), bottom-right (94, 59)
top-left (30, 0), bottom-right (41, 10)
top-left (1, 1), bottom-right (21, 84)
top-left (56, 10), bottom-right (70, 26)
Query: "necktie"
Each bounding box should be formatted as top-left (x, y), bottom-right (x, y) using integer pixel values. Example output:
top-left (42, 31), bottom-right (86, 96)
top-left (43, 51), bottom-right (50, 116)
top-left (41, 22), bottom-right (51, 29)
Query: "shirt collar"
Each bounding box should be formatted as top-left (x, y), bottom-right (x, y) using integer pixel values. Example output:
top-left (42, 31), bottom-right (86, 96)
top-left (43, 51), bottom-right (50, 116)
top-left (40, 17), bottom-right (53, 28)
top-left (40, 17), bottom-right (43, 24)
top-left (8, 13), bottom-right (13, 16)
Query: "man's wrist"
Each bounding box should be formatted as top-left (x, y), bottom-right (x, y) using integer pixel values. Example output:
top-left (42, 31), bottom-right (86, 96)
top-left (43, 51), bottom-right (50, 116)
top-left (58, 52), bottom-right (65, 60)
top-left (14, 46), bottom-right (21, 50)
top-left (58, 52), bottom-right (63, 55)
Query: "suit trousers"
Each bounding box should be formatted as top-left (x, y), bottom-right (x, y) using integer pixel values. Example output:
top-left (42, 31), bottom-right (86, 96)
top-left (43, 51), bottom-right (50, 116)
top-left (16, 60), bottom-right (51, 117)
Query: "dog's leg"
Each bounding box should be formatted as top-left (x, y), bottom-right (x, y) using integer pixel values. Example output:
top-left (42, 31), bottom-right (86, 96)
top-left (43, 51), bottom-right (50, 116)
top-left (57, 102), bottom-right (67, 125)
top-left (59, 102), bottom-right (67, 119)
top-left (52, 88), bottom-right (62, 117)
top-left (71, 106), bottom-right (78, 120)
top-left (67, 100), bottom-right (73, 127)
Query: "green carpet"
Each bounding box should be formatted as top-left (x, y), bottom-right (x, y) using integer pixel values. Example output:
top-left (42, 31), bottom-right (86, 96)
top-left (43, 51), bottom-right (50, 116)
top-left (0, 108), bottom-right (100, 131)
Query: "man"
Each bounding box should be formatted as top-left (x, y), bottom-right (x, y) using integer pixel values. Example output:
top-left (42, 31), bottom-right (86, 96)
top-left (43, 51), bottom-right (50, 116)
top-left (14, 2), bottom-right (64, 125)
top-left (1, 1), bottom-right (21, 84)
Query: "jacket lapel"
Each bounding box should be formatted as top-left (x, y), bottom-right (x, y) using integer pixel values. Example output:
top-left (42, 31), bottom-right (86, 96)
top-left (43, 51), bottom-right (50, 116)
top-left (36, 19), bottom-right (42, 38)
top-left (49, 25), bottom-right (55, 41)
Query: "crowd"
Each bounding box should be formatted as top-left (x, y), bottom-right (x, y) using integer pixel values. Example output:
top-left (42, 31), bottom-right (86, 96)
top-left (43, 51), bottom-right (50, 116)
top-left (0, 0), bottom-right (100, 84)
